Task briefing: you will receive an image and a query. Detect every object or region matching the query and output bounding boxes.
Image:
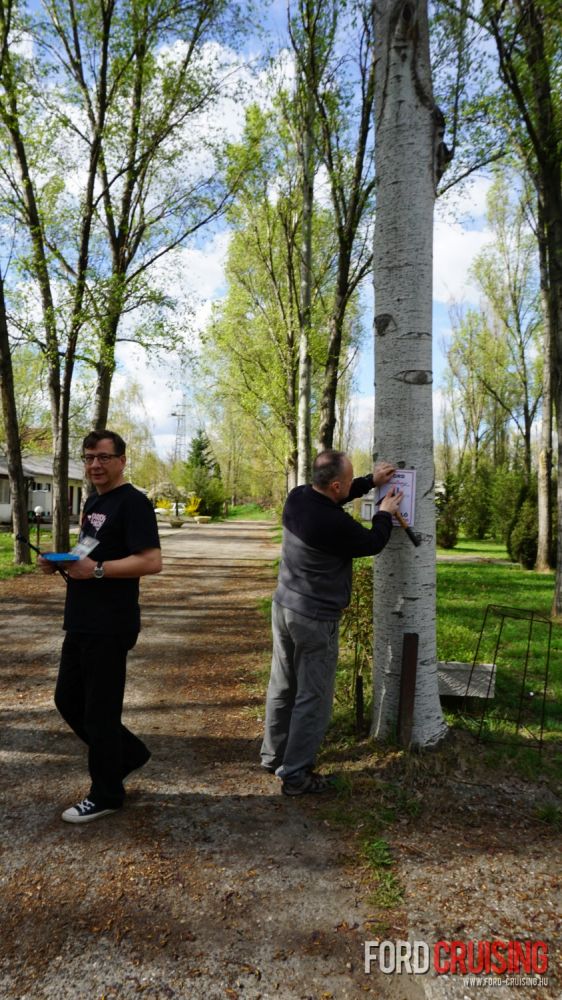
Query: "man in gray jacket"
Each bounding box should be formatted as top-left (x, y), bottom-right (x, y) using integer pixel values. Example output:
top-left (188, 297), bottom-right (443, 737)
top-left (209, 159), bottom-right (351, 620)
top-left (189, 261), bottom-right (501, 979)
top-left (260, 450), bottom-right (403, 795)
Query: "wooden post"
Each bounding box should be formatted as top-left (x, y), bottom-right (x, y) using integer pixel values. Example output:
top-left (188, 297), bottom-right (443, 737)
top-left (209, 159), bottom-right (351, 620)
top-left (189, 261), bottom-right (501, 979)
top-left (398, 633), bottom-right (418, 747)
top-left (355, 675), bottom-right (364, 734)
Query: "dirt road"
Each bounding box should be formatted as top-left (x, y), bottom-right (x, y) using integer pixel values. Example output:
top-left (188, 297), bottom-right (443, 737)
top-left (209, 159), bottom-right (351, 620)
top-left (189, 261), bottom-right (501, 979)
top-left (0, 521), bottom-right (408, 1000)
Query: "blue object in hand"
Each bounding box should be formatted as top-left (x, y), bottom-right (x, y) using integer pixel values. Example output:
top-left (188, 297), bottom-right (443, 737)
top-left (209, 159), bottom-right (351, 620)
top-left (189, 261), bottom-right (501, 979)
top-left (42, 553), bottom-right (80, 562)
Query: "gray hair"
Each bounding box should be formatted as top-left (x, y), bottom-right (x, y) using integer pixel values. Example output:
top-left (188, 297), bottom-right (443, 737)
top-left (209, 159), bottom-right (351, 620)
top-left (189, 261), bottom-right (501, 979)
top-left (312, 450), bottom-right (347, 488)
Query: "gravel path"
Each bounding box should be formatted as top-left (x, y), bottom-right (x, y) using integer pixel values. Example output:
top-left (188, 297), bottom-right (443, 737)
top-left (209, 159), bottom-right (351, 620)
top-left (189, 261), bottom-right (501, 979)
top-left (0, 521), bottom-right (412, 1000)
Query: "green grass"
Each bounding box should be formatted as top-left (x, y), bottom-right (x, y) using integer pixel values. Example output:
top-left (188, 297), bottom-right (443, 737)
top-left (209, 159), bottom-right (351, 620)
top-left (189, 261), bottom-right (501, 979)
top-left (0, 530), bottom-right (36, 579)
top-left (437, 561), bottom-right (555, 658)
top-left (330, 553), bottom-right (562, 766)
top-left (437, 561), bottom-right (561, 744)
top-left (225, 503), bottom-right (277, 521)
top-left (362, 837), bottom-right (404, 909)
top-left (437, 536), bottom-right (510, 559)
top-left (0, 528), bottom-right (78, 580)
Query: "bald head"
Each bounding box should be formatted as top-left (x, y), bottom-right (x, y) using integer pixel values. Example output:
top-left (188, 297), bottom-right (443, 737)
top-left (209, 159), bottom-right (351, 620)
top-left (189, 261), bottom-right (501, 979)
top-left (312, 450), bottom-right (354, 503)
top-left (312, 450), bottom-right (347, 488)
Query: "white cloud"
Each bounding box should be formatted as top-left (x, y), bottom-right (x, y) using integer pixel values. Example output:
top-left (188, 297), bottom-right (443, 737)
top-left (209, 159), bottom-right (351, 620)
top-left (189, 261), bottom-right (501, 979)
top-left (113, 229), bottom-right (231, 454)
top-left (434, 219), bottom-right (492, 305)
top-left (349, 394), bottom-right (374, 453)
top-left (433, 174), bottom-right (494, 305)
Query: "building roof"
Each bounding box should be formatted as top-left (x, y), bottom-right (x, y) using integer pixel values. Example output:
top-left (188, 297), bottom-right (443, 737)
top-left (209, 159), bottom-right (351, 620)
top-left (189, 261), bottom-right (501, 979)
top-left (0, 454), bottom-right (84, 482)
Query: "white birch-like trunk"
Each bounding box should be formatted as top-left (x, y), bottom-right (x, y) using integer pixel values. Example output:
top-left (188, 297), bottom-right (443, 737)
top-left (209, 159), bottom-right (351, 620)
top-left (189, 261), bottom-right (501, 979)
top-left (371, 0), bottom-right (447, 747)
top-left (297, 89), bottom-right (314, 485)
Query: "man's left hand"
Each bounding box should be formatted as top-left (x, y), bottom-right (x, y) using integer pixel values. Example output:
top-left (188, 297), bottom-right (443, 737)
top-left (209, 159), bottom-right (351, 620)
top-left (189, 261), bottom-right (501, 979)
top-left (373, 461), bottom-right (396, 487)
top-left (66, 557), bottom-right (97, 580)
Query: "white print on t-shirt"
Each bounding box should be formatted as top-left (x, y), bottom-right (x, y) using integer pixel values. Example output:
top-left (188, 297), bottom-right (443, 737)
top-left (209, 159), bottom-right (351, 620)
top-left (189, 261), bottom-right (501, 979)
top-left (87, 512), bottom-right (107, 532)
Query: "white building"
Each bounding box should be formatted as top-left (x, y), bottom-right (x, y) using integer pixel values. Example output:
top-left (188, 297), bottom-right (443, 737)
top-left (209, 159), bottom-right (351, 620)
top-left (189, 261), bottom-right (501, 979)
top-left (0, 455), bottom-right (85, 524)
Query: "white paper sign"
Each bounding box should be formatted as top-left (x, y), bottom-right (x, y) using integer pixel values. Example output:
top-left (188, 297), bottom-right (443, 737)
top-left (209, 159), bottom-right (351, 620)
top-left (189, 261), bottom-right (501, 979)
top-left (71, 536), bottom-right (100, 559)
top-left (376, 468), bottom-right (416, 526)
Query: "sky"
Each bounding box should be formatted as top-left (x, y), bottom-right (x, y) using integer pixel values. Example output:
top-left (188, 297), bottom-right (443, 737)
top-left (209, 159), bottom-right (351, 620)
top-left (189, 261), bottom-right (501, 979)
top-left (110, 11), bottom-right (497, 462)
top-left (114, 172), bottom-right (495, 460)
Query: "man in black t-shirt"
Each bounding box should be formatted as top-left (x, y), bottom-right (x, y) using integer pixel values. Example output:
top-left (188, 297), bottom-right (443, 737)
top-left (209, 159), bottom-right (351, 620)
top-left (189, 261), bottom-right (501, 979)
top-left (40, 430), bottom-right (162, 824)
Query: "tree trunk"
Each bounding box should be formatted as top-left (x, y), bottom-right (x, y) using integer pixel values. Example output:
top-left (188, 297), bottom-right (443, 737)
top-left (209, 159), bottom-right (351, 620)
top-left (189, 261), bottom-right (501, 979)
top-left (316, 284), bottom-right (347, 451)
top-left (297, 89), bottom-right (314, 483)
top-left (371, 0), bottom-right (447, 747)
top-left (0, 272), bottom-right (30, 564)
top-left (481, 0), bottom-right (562, 608)
top-left (548, 202), bottom-right (562, 614)
top-left (536, 203), bottom-right (553, 571)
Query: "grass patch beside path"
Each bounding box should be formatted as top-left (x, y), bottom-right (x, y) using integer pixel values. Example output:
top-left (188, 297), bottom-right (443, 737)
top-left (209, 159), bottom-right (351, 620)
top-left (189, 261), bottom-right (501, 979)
top-left (225, 503), bottom-right (277, 521)
top-left (331, 554), bottom-right (561, 773)
top-left (0, 529), bottom-right (78, 580)
top-left (437, 560), bottom-right (556, 659)
top-left (437, 536), bottom-right (510, 559)
top-left (0, 529), bottom-right (38, 580)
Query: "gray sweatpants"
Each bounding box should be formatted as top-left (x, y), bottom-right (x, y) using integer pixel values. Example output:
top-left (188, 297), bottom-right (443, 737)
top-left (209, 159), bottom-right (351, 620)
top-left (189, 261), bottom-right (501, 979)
top-left (260, 601), bottom-right (339, 782)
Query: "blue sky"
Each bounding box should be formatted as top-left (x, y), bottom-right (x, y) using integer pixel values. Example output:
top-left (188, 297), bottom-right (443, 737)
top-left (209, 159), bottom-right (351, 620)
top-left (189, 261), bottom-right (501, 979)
top-left (111, 12), bottom-right (495, 458)
top-left (117, 174), bottom-right (493, 458)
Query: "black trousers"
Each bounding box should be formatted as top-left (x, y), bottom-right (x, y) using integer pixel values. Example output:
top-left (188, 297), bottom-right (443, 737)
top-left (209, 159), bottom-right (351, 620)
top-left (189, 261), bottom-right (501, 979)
top-left (55, 631), bottom-right (150, 808)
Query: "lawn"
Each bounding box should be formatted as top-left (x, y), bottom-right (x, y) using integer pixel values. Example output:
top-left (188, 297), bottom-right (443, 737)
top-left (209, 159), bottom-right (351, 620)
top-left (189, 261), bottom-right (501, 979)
top-left (225, 503), bottom-right (277, 521)
top-left (334, 553), bottom-right (562, 760)
top-left (436, 561), bottom-right (561, 748)
top-left (0, 528), bottom-right (78, 580)
top-left (437, 536), bottom-right (510, 559)
top-left (0, 529), bottom-right (37, 579)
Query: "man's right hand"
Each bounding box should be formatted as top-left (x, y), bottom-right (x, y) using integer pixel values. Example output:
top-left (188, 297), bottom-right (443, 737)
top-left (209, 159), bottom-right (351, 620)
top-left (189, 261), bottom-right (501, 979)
top-left (379, 488), bottom-right (404, 516)
top-left (38, 555), bottom-right (57, 575)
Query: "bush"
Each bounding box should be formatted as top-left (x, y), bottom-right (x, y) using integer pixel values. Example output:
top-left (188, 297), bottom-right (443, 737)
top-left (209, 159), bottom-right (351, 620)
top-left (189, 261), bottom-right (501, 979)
top-left (458, 464), bottom-right (492, 539)
top-left (436, 475), bottom-right (460, 548)
top-left (488, 468), bottom-right (523, 544)
top-left (508, 492), bottom-right (538, 569)
top-left (184, 465), bottom-right (225, 518)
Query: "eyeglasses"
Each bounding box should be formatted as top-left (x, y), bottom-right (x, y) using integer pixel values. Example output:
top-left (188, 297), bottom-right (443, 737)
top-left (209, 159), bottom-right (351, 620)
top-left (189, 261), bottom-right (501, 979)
top-left (82, 453), bottom-right (121, 465)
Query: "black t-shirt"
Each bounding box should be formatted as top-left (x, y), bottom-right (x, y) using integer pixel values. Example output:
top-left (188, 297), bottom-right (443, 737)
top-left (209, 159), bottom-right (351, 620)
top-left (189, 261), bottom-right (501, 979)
top-left (63, 483), bottom-right (161, 634)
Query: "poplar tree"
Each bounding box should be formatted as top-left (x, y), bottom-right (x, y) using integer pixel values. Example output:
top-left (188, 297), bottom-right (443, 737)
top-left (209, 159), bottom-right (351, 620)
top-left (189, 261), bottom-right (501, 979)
top-left (0, 0), bottom-right (30, 563)
top-left (371, 0), bottom-right (449, 747)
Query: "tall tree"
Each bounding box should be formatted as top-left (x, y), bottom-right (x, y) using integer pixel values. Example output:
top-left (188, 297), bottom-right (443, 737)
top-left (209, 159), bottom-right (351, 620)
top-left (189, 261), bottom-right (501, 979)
top-left (203, 99), bottom-right (363, 493)
top-left (536, 199), bottom-right (554, 568)
top-left (445, 308), bottom-right (499, 471)
top-left (371, 0), bottom-right (448, 747)
top-left (288, 0), bottom-right (331, 482)
top-left (287, 0), bottom-right (378, 457)
top-left (0, 0), bottom-right (29, 563)
top-left (476, 0), bottom-right (562, 606)
top-left (0, 0), bottom-right (242, 548)
top-left (314, 0), bottom-right (377, 451)
top-left (38, 0), bottom-right (238, 430)
top-left (470, 171), bottom-right (542, 485)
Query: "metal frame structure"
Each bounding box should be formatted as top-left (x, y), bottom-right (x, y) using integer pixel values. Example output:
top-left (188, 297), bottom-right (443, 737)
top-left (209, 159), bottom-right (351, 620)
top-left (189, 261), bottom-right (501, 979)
top-left (461, 604), bottom-right (553, 754)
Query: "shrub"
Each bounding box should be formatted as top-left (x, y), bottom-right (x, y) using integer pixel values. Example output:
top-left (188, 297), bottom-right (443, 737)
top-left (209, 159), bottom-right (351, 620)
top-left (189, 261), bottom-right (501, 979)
top-left (508, 493), bottom-right (538, 569)
top-left (458, 464), bottom-right (492, 539)
top-left (436, 475), bottom-right (460, 548)
top-left (184, 465), bottom-right (225, 517)
top-left (488, 468), bottom-right (523, 544)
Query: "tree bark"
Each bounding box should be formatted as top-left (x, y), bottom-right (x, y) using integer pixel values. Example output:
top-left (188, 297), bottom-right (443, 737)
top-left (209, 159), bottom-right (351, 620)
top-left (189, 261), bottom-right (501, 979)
top-left (371, 0), bottom-right (447, 747)
top-left (536, 201), bottom-right (553, 570)
top-left (0, 272), bottom-right (30, 564)
top-left (315, 2), bottom-right (376, 451)
top-left (296, 88), bottom-right (314, 483)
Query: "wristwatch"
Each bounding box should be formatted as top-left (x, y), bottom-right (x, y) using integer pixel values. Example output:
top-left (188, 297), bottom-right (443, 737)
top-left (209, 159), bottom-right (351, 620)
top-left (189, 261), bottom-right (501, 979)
top-left (93, 561), bottom-right (105, 579)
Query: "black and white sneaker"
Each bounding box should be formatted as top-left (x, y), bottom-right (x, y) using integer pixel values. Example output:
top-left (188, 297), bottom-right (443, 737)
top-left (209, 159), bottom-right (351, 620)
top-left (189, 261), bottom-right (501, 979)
top-left (61, 797), bottom-right (120, 824)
